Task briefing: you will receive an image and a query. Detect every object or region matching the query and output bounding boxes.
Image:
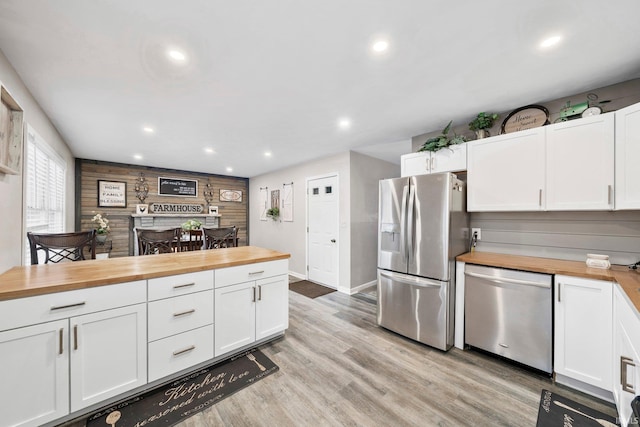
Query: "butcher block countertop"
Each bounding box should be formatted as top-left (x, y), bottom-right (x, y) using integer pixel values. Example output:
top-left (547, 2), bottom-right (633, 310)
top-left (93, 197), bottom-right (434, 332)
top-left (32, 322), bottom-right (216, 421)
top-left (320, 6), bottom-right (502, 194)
top-left (0, 246), bottom-right (290, 301)
top-left (457, 251), bottom-right (640, 313)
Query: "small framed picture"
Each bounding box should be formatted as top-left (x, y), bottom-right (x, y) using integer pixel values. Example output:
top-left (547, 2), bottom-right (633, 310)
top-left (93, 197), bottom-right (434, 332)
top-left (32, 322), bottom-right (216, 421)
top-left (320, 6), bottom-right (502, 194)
top-left (98, 180), bottom-right (127, 207)
top-left (136, 204), bottom-right (149, 215)
top-left (209, 206), bottom-right (219, 214)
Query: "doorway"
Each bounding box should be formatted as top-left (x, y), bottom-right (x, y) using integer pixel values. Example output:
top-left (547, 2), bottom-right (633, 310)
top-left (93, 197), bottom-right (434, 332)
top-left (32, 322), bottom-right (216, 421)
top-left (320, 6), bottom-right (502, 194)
top-left (306, 174), bottom-right (339, 288)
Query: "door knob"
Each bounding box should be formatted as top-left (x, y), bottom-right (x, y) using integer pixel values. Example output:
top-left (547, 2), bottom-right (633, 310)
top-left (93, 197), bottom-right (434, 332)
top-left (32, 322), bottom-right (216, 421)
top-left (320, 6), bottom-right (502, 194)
top-left (331, 239), bottom-right (336, 243)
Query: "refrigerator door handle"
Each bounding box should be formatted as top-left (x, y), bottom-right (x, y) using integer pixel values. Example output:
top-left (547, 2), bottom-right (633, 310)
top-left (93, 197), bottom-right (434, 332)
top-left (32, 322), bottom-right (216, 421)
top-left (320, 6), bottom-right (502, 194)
top-left (400, 184), bottom-right (409, 260)
top-left (406, 184), bottom-right (415, 262)
top-left (379, 271), bottom-right (443, 288)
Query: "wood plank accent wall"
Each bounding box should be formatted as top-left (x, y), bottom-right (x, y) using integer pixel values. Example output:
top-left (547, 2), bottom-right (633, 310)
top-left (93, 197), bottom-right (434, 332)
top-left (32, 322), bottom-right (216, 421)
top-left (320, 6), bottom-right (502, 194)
top-left (77, 159), bottom-right (248, 258)
top-left (470, 211), bottom-right (640, 266)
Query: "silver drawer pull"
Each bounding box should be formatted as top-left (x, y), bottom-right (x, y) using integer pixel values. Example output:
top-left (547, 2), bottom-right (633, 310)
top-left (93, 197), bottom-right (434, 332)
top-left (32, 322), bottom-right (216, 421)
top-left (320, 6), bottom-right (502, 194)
top-left (248, 271), bottom-right (264, 276)
top-left (173, 309), bottom-right (196, 317)
top-left (51, 302), bottom-right (86, 311)
top-left (59, 328), bottom-right (64, 355)
top-left (173, 282), bottom-right (196, 289)
top-left (621, 356), bottom-right (636, 393)
top-left (499, 343), bottom-right (509, 348)
top-left (173, 345), bottom-right (196, 356)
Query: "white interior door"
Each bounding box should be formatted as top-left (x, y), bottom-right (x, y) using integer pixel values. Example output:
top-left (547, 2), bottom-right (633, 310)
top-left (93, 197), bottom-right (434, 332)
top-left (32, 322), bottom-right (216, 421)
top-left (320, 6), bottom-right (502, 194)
top-left (307, 174), bottom-right (338, 287)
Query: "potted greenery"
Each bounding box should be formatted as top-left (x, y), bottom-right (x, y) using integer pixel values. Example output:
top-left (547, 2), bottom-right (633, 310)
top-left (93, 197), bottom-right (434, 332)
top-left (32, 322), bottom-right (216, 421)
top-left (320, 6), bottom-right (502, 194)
top-left (92, 213), bottom-right (110, 243)
top-left (418, 120), bottom-right (467, 152)
top-left (266, 207), bottom-right (280, 221)
top-left (469, 112), bottom-right (499, 139)
top-left (181, 219), bottom-right (202, 230)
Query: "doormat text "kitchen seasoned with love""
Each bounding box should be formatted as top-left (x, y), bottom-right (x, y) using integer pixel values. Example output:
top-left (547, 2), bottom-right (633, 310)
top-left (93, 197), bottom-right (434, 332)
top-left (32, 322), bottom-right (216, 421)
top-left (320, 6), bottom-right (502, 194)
top-left (87, 349), bottom-right (278, 427)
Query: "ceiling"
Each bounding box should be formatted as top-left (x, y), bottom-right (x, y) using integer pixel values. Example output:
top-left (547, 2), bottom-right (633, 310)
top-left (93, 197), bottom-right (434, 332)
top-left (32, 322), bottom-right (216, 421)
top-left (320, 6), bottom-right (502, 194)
top-left (0, 1), bottom-right (639, 178)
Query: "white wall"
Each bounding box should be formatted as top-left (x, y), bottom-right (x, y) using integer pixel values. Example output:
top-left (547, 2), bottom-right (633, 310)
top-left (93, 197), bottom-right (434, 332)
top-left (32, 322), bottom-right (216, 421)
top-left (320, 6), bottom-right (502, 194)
top-left (249, 151), bottom-right (399, 294)
top-left (0, 50), bottom-right (74, 273)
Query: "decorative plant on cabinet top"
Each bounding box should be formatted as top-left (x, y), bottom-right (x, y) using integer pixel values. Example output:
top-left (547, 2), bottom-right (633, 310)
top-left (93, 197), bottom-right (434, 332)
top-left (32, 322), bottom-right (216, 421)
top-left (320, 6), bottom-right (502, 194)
top-left (418, 121), bottom-right (467, 152)
top-left (468, 112), bottom-right (499, 139)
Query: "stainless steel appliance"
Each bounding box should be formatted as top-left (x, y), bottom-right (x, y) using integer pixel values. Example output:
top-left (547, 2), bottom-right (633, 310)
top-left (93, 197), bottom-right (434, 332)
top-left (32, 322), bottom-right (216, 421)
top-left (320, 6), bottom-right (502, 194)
top-left (464, 264), bottom-right (553, 373)
top-left (377, 172), bottom-right (468, 351)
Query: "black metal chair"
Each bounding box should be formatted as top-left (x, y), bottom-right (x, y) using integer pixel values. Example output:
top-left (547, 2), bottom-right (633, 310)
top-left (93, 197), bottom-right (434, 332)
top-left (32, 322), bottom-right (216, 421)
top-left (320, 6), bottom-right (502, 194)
top-left (203, 226), bottom-right (237, 249)
top-left (136, 228), bottom-right (181, 255)
top-left (27, 230), bottom-right (97, 264)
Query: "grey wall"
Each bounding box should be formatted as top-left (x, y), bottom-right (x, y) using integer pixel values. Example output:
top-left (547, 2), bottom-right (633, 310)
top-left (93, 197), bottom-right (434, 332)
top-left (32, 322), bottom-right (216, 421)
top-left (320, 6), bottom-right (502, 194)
top-left (0, 50), bottom-right (74, 273)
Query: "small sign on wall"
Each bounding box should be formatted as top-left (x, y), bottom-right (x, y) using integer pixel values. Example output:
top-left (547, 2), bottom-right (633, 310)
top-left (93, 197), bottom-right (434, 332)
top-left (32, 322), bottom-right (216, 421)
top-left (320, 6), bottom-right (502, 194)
top-left (98, 180), bottom-right (127, 207)
top-left (158, 177), bottom-right (198, 197)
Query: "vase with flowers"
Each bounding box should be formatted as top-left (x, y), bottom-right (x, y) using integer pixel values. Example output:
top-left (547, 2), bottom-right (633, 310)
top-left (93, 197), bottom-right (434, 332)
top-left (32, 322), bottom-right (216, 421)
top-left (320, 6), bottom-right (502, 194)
top-left (92, 213), bottom-right (110, 243)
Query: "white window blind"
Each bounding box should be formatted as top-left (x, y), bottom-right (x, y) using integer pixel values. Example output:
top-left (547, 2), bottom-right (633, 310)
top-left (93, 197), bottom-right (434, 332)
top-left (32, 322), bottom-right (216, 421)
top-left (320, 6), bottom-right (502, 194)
top-left (25, 126), bottom-right (66, 264)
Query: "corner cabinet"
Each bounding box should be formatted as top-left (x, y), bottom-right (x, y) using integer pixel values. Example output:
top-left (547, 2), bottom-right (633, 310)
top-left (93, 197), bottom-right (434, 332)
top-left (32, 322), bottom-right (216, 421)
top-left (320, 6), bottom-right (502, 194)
top-left (400, 144), bottom-right (467, 177)
top-left (467, 128), bottom-right (545, 211)
top-left (615, 102), bottom-right (640, 209)
top-left (613, 285), bottom-right (640, 427)
top-left (554, 275), bottom-right (613, 397)
top-left (214, 260), bottom-right (289, 357)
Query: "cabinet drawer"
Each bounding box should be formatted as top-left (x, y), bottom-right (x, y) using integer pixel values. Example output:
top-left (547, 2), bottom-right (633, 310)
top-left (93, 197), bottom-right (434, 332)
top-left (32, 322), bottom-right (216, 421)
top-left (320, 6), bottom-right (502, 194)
top-left (148, 270), bottom-right (214, 301)
top-left (148, 325), bottom-right (214, 382)
top-left (0, 281), bottom-right (146, 331)
top-left (148, 290), bottom-right (214, 341)
top-left (215, 259), bottom-right (288, 288)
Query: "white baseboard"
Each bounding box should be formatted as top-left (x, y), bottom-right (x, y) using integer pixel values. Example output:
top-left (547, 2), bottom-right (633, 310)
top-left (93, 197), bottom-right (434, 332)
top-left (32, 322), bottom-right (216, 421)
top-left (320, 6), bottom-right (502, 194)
top-left (347, 280), bottom-right (377, 295)
top-left (288, 271), bottom-right (306, 280)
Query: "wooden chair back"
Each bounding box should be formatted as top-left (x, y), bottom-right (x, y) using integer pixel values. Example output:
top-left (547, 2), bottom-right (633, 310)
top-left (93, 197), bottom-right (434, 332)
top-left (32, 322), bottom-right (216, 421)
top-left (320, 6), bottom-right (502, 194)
top-left (136, 228), bottom-right (180, 255)
top-left (203, 226), bottom-right (237, 249)
top-left (182, 229), bottom-right (204, 251)
top-left (27, 230), bottom-right (97, 264)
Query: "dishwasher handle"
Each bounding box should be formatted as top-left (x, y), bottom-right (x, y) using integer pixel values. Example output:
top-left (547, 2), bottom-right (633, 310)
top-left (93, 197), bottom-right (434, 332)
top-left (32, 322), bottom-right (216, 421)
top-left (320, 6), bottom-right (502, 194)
top-left (465, 271), bottom-right (551, 289)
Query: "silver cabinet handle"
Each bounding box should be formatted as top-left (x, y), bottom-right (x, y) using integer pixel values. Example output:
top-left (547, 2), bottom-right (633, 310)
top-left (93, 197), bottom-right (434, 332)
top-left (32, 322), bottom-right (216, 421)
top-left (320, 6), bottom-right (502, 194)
top-left (59, 328), bottom-right (64, 355)
top-left (431, 156), bottom-right (436, 171)
top-left (499, 343), bottom-right (509, 348)
top-left (558, 282), bottom-right (561, 302)
top-left (173, 309), bottom-right (195, 317)
top-left (248, 271), bottom-right (264, 276)
top-left (608, 185), bottom-right (612, 205)
top-left (258, 285), bottom-right (262, 301)
top-left (465, 271), bottom-right (551, 288)
top-left (51, 302), bottom-right (86, 311)
top-left (252, 286), bottom-right (256, 302)
top-left (539, 189), bottom-right (542, 207)
top-left (173, 282), bottom-right (195, 289)
top-left (173, 345), bottom-right (196, 356)
top-left (621, 356), bottom-right (636, 393)
top-left (73, 325), bottom-right (78, 350)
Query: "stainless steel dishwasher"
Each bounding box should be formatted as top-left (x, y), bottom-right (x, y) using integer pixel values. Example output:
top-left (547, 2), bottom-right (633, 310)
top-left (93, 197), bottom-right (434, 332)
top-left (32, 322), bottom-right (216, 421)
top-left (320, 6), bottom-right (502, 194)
top-left (464, 264), bottom-right (553, 373)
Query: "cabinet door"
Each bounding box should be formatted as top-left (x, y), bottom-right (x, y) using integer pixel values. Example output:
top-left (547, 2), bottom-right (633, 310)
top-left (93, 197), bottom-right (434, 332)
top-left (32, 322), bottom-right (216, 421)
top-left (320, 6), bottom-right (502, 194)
top-left (554, 275), bottom-right (612, 391)
top-left (214, 281), bottom-right (256, 357)
top-left (431, 143), bottom-right (467, 173)
top-left (70, 303), bottom-right (147, 411)
top-left (615, 102), bottom-right (640, 209)
top-left (401, 152), bottom-right (431, 177)
top-left (613, 286), bottom-right (640, 427)
top-left (256, 274), bottom-right (289, 340)
top-left (467, 128), bottom-right (545, 211)
top-left (546, 113), bottom-right (615, 210)
top-left (0, 320), bottom-right (69, 427)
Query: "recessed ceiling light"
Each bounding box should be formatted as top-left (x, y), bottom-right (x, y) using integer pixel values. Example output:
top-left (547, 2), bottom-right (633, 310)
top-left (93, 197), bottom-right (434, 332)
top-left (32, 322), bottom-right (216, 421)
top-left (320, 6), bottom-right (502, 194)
top-left (338, 118), bottom-right (351, 130)
top-left (167, 49), bottom-right (187, 62)
top-left (204, 147), bottom-right (215, 154)
top-left (264, 151), bottom-right (272, 157)
top-left (226, 167), bottom-right (233, 172)
top-left (143, 126), bottom-right (154, 133)
top-left (133, 154), bottom-right (143, 160)
top-left (539, 35), bottom-right (562, 49)
top-left (372, 40), bottom-right (389, 53)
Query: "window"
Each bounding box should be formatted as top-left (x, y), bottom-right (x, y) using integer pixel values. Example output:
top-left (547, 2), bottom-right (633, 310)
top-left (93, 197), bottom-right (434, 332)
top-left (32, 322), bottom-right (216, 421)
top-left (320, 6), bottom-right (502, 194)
top-left (24, 126), bottom-right (66, 264)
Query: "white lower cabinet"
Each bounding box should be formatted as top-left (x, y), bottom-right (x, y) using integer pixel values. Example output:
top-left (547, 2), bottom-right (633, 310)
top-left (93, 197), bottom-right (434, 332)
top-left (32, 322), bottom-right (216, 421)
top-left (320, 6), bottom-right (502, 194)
top-left (0, 319), bottom-right (69, 427)
top-left (215, 274), bottom-right (288, 356)
top-left (613, 285), bottom-right (640, 427)
top-left (70, 303), bottom-right (147, 411)
top-left (554, 275), bottom-right (613, 394)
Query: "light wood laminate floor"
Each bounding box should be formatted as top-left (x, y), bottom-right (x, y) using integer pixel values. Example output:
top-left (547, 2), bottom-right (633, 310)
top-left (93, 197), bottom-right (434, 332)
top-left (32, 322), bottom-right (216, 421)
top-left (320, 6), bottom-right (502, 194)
top-left (173, 290), bottom-right (616, 427)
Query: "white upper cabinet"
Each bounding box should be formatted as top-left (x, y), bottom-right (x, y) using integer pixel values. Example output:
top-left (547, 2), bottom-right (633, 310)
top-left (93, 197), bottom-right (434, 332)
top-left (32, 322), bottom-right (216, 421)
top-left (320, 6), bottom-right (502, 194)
top-left (546, 113), bottom-right (615, 210)
top-left (615, 102), bottom-right (640, 209)
top-left (467, 128), bottom-right (545, 211)
top-left (401, 144), bottom-right (467, 177)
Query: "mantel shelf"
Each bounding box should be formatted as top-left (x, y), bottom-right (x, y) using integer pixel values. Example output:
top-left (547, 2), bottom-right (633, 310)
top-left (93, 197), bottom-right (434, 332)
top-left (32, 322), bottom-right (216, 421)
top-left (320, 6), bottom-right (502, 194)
top-left (131, 213), bottom-right (221, 218)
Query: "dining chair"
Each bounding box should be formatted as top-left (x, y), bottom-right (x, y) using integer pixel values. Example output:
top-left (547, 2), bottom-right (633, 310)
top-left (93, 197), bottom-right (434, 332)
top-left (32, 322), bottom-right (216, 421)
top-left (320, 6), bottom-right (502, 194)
top-left (203, 226), bottom-right (237, 249)
top-left (27, 230), bottom-right (97, 264)
top-left (182, 229), bottom-right (204, 251)
top-left (136, 228), bottom-right (181, 255)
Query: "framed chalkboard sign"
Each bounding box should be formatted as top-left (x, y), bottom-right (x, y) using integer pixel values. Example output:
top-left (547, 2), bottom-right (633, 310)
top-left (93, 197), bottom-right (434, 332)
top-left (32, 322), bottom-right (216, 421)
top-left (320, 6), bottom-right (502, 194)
top-left (158, 177), bottom-right (198, 197)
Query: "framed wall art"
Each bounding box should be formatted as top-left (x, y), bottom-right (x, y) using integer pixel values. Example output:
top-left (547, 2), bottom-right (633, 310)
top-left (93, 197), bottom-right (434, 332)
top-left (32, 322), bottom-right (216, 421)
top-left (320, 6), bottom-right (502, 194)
top-left (98, 180), bottom-right (127, 207)
top-left (220, 189), bottom-right (242, 202)
top-left (158, 177), bottom-right (198, 197)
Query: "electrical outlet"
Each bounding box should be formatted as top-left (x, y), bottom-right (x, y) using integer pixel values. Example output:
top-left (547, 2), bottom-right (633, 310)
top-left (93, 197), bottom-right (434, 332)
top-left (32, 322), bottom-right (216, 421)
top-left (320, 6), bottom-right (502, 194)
top-left (471, 228), bottom-right (481, 241)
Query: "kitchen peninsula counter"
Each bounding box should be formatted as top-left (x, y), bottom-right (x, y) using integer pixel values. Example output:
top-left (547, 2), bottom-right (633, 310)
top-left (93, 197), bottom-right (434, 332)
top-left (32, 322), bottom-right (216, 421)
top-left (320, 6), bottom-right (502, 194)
top-left (0, 246), bottom-right (290, 301)
top-left (457, 251), bottom-right (640, 312)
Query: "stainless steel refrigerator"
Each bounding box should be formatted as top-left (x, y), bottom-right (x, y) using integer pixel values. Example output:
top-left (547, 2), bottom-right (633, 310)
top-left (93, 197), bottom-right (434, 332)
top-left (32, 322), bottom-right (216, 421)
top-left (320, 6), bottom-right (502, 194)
top-left (377, 172), bottom-right (468, 351)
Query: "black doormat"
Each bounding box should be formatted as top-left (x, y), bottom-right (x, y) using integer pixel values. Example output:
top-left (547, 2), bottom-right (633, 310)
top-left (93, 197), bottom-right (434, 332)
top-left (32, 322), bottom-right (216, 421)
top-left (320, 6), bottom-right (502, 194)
top-left (536, 389), bottom-right (619, 427)
top-left (86, 348), bottom-right (278, 427)
top-left (289, 280), bottom-right (336, 299)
